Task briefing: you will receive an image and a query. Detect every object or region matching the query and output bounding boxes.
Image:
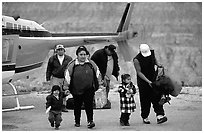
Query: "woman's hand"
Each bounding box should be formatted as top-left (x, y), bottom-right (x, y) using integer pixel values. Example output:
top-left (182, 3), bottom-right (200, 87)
top-left (64, 90), bottom-right (70, 95)
top-left (148, 81), bottom-right (152, 87)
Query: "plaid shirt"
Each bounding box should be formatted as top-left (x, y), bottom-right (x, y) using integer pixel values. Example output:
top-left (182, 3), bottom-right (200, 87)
top-left (118, 82), bottom-right (136, 113)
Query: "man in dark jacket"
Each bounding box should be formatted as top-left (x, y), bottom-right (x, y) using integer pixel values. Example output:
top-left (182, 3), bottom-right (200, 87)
top-left (46, 44), bottom-right (72, 112)
top-left (91, 44), bottom-right (120, 99)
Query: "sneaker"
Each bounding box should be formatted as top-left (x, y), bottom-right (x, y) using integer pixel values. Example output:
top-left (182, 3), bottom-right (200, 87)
top-left (157, 116), bottom-right (168, 124)
top-left (120, 120), bottom-right (125, 126)
top-left (50, 122), bottom-right (54, 127)
top-left (55, 124), bottom-right (60, 130)
top-left (87, 121), bottom-right (95, 128)
top-left (125, 122), bottom-right (130, 126)
top-left (143, 118), bottom-right (151, 124)
top-left (62, 108), bottom-right (69, 112)
top-left (74, 123), bottom-right (80, 127)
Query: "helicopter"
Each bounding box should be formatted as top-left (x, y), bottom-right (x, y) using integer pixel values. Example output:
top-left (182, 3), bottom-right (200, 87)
top-left (2, 2), bottom-right (137, 112)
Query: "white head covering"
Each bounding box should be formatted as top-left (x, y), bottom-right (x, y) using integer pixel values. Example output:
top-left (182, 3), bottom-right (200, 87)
top-left (139, 44), bottom-right (151, 57)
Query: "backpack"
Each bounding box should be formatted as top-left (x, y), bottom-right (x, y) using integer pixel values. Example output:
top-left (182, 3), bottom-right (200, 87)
top-left (152, 66), bottom-right (174, 96)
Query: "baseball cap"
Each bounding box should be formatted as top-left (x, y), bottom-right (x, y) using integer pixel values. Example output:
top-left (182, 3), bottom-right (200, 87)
top-left (139, 44), bottom-right (151, 57)
top-left (56, 44), bottom-right (65, 50)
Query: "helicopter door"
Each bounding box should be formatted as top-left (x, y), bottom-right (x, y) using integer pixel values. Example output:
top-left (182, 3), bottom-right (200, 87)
top-left (2, 35), bottom-right (19, 82)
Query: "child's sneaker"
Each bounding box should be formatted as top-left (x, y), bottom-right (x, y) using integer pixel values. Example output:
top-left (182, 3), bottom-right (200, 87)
top-left (120, 120), bottom-right (125, 126)
top-left (143, 118), bottom-right (151, 124)
top-left (74, 123), bottom-right (80, 127)
top-left (125, 122), bottom-right (130, 126)
top-left (55, 124), bottom-right (60, 130)
top-left (50, 122), bottom-right (54, 127)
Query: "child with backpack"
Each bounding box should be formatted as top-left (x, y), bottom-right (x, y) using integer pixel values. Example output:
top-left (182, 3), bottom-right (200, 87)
top-left (118, 74), bottom-right (136, 126)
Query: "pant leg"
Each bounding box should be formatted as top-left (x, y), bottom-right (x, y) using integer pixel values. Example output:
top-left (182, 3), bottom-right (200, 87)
top-left (48, 111), bottom-right (55, 124)
top-left (73, 95), bottom-right (83, 124)
top-left (120, 113), bottom-right (130, 124)
top-left (57, 78), bottom-right (67, 107)
top-left (138, 82), bottom-right (152, 119)
top-left (126, 113), bottom-right (130, 123)
top-left (55, 112), bottom-right (62, 126)
top-left (120, 113), bottom-right (126, 123)
top-left (83, 90), bottom-right (94, 122)
top-left (151, 90), bottom-right (165, 116)
top-left (60, 79), bottom-right (68, 107)
top-left (104, 77), bottom-right (110, 99)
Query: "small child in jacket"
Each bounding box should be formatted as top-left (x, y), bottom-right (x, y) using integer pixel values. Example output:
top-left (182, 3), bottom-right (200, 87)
top-left (118, 74), bottom-right (136, 126)
top-left (46, 85), bottom-right (69, 130)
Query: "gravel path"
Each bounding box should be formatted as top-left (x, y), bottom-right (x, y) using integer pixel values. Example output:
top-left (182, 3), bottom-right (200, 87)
top-left (2, 87), bottom-right (202, 131)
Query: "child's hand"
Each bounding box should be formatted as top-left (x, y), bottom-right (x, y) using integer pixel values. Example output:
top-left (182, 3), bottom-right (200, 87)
top-left (46, 106), bottom-right (51, 114)
top-left (125, 92), bottom-right (131, 98)
top-left (127, 89), bottom-right (133, 94)
top-left (99, 80), bottom-right (105, 86)
top-left (64, 90), bottom-right (70, 95)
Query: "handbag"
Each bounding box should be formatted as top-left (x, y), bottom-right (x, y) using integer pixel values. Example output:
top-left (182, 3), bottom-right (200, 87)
top-left (154, 65), bottom-right (182, 97)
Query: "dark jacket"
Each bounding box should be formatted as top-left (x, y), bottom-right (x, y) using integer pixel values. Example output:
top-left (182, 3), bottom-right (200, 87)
top-left (91, 48), bottom-right (120, 80)
top-left (46, 92), bottom-right (67, 111)
top-left (67, 59), bottom-right (99, 95)
top-left (46, 54), bottom-right (72, 81)
top-left (118, 82), bottom-right (136, 113)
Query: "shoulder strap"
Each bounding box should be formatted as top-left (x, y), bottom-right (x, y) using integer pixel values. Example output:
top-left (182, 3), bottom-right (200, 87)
top-left (68, 60), bottom-right (76, 93)
top-left (70, 62), bottom-right (76, 79)
top-left (86, 62), bottom-right (99, 91)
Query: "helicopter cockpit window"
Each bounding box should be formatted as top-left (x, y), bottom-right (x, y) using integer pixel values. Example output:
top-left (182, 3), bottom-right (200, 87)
top-left (6, 22), bottom-right (12, 29)
top-left (2, 38), bottom-right (14, 63)
top-left (14, 24), bottom-right (17, 29)
top-left (22, 26), bottom-right (26, 30)
top-left (18, 25), bottom-right (21, 29)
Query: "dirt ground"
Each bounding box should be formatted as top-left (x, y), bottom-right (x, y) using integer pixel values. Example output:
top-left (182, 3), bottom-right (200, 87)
top-left (2, 87), bottom-right (202, 131)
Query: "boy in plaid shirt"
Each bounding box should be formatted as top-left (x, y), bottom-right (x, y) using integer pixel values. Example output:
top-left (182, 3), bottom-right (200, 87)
top-left (118, 74), bottom-right (136, 126)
